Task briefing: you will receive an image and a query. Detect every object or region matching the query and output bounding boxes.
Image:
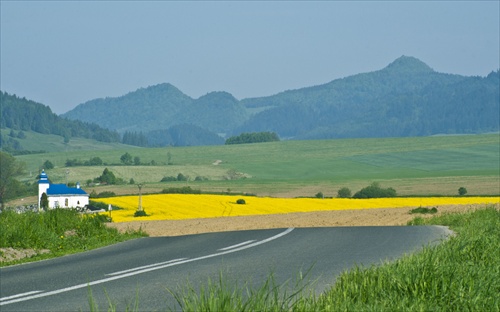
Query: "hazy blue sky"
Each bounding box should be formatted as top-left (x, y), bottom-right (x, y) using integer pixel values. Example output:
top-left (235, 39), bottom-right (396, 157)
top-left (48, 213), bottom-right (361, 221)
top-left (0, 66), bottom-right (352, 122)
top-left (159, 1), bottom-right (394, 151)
top-left (1, 1), bottom-right (499, 114)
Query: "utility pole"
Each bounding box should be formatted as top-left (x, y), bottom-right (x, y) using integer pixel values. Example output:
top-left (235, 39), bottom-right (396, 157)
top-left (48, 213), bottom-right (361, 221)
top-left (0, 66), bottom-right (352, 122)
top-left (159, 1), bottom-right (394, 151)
top-left (137, 183), bottom-right (143, 212)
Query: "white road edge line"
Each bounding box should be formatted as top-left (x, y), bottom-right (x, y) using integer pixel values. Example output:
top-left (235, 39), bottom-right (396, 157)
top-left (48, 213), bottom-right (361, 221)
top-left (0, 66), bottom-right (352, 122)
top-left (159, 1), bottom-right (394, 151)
top-left (0, 227), bottom-right (294, 306)
top-left (218, 240), bottom-right (256, 251)
top-left (106, 258), bottom-right (188, 276)
top-left (0, 291), bottom-right (43, 302)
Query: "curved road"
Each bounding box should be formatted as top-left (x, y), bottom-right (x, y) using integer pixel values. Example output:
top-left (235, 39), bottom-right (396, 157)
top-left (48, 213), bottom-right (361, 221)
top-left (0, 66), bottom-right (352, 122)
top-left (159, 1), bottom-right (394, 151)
top-left (0, 226), bottom-right (451, 311)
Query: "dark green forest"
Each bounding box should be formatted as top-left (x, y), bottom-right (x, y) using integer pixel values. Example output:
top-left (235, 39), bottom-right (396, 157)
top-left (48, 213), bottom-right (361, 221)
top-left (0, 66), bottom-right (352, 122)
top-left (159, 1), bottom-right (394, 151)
top-left (0, 92), bottom-right (121, 153)
top-left (62, 56), bottom-right (499, 143)
top-left (225, 132), bottom-right (280, 145)
top-left (238, 57), bottom-right (500, 138)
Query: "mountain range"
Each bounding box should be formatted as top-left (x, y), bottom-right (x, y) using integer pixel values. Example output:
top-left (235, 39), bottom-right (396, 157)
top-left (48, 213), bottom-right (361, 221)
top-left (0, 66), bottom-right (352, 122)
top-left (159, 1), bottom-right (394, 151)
top-left (43, 56), bottom-right (500, 144)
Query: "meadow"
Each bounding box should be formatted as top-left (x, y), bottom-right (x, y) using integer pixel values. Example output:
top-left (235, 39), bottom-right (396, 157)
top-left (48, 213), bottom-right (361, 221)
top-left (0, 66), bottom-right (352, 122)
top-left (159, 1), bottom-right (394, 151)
top-left (14, 133), bottom-right (500, 199)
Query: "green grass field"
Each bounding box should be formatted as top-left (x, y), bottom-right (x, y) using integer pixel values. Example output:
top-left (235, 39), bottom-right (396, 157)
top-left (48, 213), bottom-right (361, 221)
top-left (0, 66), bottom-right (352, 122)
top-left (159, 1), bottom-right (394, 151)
top-left (14, 133), bottom-right (500, 199)
top-left (0, 128), bottom-right (131, 153)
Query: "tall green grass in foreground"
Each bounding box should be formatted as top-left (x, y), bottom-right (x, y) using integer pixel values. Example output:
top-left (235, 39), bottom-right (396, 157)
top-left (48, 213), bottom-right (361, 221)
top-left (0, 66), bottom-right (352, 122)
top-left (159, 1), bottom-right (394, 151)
top-left (305, 207), bottom-right (500, 311)
top-left (170, 207), bottom-right (500, 311)
top-left (0, 209), bottom-right (147, 266)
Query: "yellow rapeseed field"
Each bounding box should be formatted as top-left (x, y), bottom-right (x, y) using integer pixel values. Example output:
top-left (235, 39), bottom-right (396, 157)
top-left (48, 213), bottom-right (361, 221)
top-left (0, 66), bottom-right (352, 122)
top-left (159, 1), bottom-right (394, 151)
top-left (93, 195), bottom-right (500, 223)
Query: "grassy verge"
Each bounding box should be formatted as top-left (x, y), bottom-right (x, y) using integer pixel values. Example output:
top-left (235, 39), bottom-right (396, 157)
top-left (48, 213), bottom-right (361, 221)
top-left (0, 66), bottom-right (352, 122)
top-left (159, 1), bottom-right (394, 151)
top-left (0, 209), bottom-right (147, 267)
top-left (301, 207), bottom-right (500, 311)
top-left (167, 207), bottom-right (499, 311)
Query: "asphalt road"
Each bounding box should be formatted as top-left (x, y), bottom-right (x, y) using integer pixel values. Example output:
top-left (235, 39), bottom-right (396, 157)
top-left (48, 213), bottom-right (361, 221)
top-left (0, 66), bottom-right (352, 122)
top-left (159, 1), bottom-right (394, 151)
top-left (0, 226), bottom-right (451, 311)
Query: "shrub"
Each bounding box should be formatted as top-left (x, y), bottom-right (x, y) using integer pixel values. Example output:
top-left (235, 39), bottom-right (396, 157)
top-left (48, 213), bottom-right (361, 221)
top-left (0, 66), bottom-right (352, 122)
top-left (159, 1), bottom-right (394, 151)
top-left (88, 201), bottom-right (124, 211)
top-left (40, 193), bottom-right (49, 211)
top-left (315, 192), bottom-right (324, 199)
top-left (337, 187), bottom-right (352, 198)
top-left (161, 176), bottom-right (177, 182)
top-left (43, 160), bottom-right (54, 169)
top-left (410, 207), bottom-right (438, 214)
top-left (177, 173), bottom-right (188, 181)
top-left (133, 156), bottom-right (141, 166)
top-left (96, 168), bottom-right (117, 185)
top-left (458, 187), bottom-right (467, 196)
top-left (236, 199), bottom-right (246, 205)
top-left (134, 210), bottom-right (148, 217)
top-left (161, 186), bottom-right (201, 194)
top-left (92, 191), bottom-right (116, 198)
top-left (353, 182), bottom-right (396, 198)
top-left (120, 152), bottom-right (133, 165)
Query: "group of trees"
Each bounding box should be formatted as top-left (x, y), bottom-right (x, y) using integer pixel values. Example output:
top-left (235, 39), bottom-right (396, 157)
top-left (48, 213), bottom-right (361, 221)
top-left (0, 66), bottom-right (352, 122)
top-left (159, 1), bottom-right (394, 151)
top-left (49, 153), bottom-right (157, 169)
top-left (352, 183), bottom-right (397, 198)
top-left (160, 173), bottom-right (208, 182)
top-left (161, 173), bottom-right (188, 182)
top-left (334, 183), bottom-right (468, 198)
top-left (1, 133), bottom-right (23, 152)
top-left (65, 157), bottom-right (103, 167)
top-left (225, 132), bottom-right (280, 145)
top-left (120, 152), bottom-right (142, 165)
top-left (0, 129), bottom-right (29, 153)
top-left (121, 131), bottom-right (149, 147)
top-left (0, 151), bottom-right (34, 209)
top-left (93, 168), bottom-right (124, 185)
top-left (1, 92), bottom-right (120, 145)
top-left (328, 184), bottom-right (395, 199)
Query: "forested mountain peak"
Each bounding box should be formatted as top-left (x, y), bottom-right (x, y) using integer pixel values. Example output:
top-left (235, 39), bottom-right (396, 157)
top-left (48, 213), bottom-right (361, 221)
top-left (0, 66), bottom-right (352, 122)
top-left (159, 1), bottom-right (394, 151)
top-left (176, 91), bottom-right (248, 134)
top-left (382, 55), bottom-right (434, 74)
top-left (196, 91), bottom-right (238, 103)
top-left (131, 83), bottom-right (187, 98)
top-left (60, 55), bottom-right (498, 145)
top-left (63, 83), bottom-right (193, 133)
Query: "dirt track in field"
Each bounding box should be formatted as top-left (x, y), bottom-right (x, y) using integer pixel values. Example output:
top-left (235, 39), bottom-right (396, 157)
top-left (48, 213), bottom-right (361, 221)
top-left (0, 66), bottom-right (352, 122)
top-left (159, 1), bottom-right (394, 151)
top-left (107, 203), bottom-right (499, 237)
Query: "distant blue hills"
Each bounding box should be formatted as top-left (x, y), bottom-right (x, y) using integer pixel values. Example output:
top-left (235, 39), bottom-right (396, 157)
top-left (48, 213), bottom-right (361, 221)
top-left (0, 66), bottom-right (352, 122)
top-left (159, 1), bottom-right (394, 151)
top-left (2, 55), bottom-right (498, 148)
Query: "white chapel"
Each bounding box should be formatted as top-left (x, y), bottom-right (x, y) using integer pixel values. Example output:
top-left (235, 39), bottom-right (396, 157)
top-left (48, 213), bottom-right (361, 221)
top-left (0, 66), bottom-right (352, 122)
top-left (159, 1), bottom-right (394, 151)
top-left (38, 170), bottom-right (89, 209)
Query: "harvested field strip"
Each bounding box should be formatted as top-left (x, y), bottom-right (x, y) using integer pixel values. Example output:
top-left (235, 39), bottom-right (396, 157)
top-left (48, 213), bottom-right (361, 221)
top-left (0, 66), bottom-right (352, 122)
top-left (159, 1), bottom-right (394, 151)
top-left (93, 195), bottom-right (500, 223)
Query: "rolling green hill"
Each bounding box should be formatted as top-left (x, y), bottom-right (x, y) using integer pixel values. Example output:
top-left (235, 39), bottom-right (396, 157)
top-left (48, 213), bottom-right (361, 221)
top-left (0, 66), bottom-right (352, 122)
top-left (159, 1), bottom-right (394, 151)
top-left (0, 129), bottom-right (133, 154)
top-left (14, 133), bottom-right (500, 198)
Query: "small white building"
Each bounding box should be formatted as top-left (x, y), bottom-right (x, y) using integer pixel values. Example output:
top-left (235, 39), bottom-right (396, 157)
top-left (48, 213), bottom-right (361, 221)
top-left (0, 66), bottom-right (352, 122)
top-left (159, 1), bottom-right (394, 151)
top-left (38, 170), bottom-right (89, 209)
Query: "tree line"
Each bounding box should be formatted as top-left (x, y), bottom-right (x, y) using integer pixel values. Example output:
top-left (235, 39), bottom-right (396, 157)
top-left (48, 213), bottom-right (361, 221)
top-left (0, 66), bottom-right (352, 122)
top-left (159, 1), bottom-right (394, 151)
top-left (1, 92), bottom-right (120, 144)
top-left (225, 132), bottom-right (280, 145)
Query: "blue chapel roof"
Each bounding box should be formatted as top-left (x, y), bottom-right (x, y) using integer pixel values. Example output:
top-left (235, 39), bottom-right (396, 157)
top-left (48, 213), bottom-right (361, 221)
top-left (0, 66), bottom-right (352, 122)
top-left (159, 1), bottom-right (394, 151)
top-left (47, 184), bottom-right (88, 196)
